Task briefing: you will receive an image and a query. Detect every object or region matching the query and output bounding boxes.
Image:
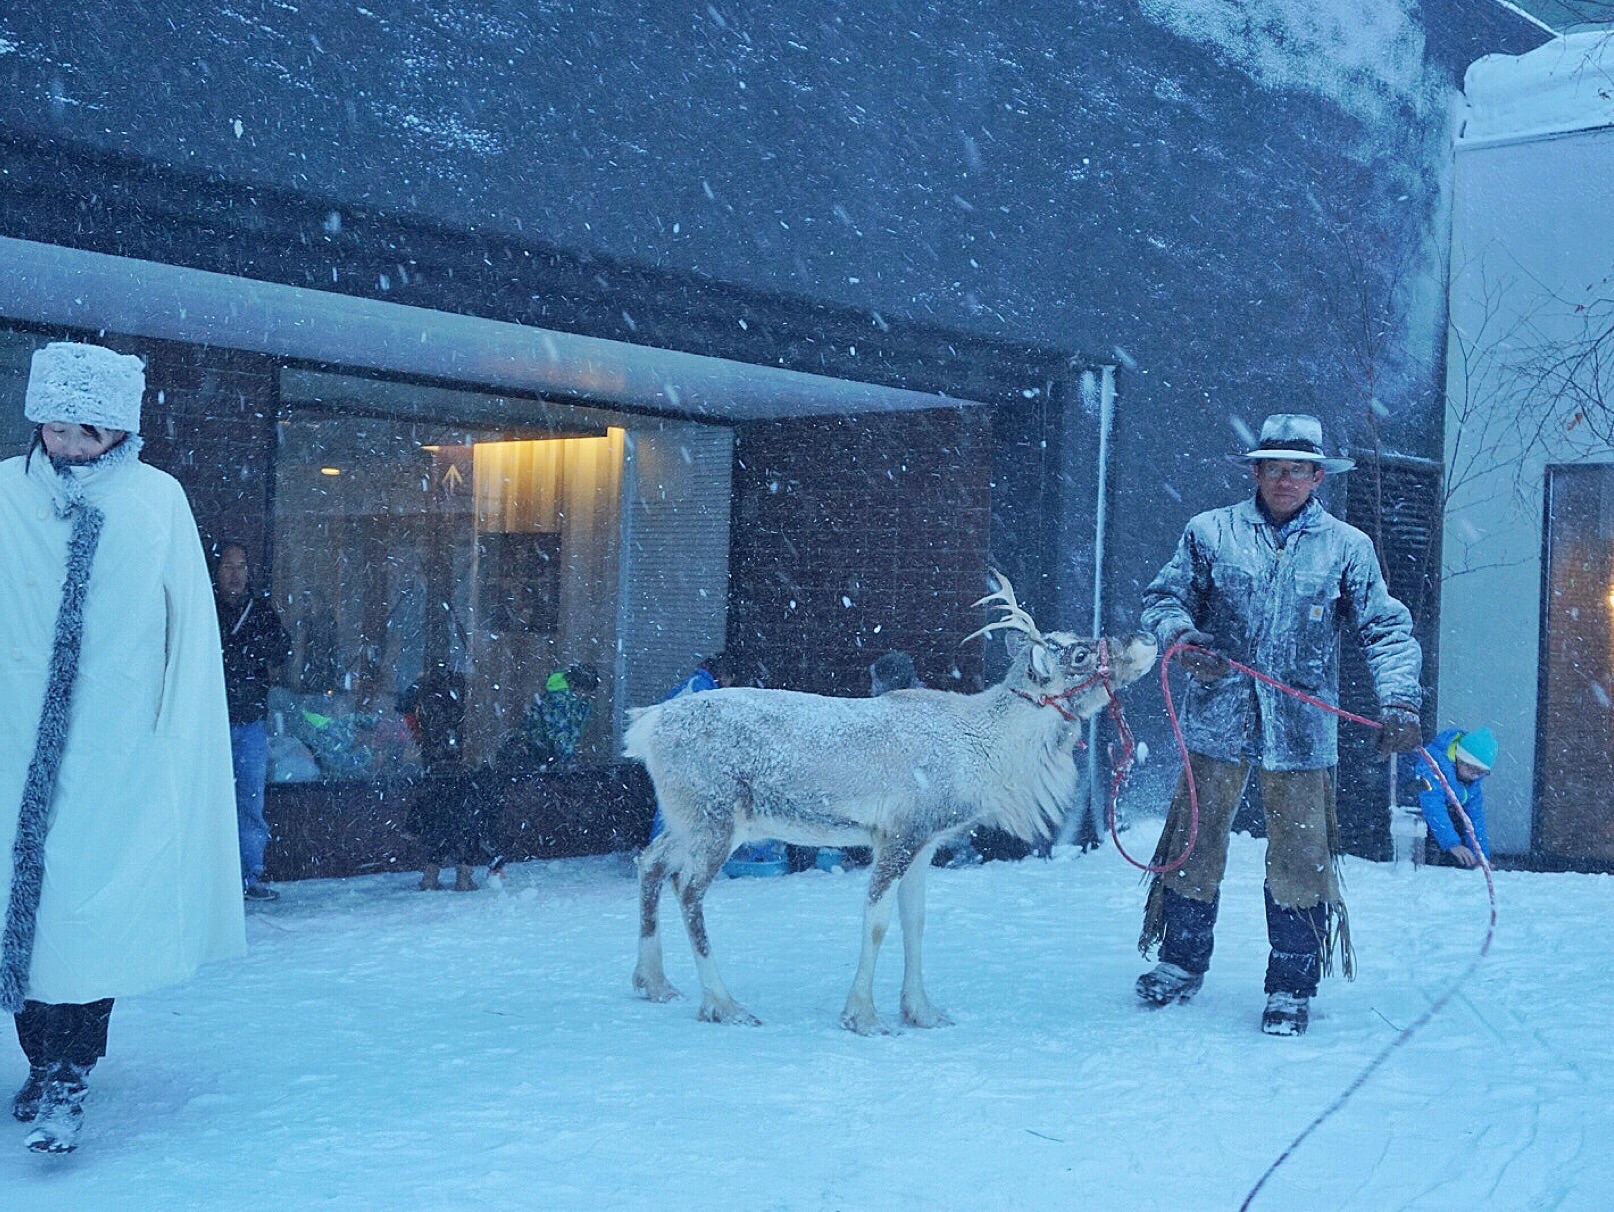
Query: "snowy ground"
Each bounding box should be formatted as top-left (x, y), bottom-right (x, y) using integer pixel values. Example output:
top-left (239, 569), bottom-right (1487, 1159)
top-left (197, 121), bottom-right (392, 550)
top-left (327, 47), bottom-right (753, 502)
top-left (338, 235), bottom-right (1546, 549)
top-left (0, 825), bottom-right (1608, 1211)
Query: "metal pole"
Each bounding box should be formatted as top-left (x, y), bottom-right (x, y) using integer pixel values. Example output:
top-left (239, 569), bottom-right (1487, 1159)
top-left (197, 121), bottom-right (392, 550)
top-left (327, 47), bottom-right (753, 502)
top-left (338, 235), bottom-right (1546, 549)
top-left (1060, 366), bottom-right (1117, 849)
top-left (1086, 365), bottom-right (1117, 846)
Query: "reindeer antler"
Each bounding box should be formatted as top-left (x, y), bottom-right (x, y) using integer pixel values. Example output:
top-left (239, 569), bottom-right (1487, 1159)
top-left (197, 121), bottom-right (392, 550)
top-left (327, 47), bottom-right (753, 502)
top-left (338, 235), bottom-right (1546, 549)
top-left (963, 570), bottom-right (1047, 646)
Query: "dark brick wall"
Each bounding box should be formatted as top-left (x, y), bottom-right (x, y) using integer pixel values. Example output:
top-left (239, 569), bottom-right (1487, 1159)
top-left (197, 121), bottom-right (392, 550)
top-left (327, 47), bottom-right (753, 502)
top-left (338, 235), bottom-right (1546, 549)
top-left (728, 407), bottom-right (992, 697)
top-left (264, 764), bottom-right (656, 881)
top-left (135, 338), bottom-right (279, 570)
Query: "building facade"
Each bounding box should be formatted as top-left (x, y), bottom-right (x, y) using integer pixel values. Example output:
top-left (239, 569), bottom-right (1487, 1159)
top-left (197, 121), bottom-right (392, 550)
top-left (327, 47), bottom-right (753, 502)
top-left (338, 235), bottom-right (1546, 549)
top-left (1443, 28), bottom-right (1614, 871)
top-left (0, 3), bottom-right (1542, 876)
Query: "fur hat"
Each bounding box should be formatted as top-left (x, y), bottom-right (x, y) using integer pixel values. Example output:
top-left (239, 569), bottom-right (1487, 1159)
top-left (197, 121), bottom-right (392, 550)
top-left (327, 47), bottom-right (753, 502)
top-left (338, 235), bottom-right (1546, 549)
top-left (1228, 413), bottom-right (1354, 473)
top-left (1453, 727), bottom-right (1497, 773)
top-left (24, 342), bottom-right (146, 435)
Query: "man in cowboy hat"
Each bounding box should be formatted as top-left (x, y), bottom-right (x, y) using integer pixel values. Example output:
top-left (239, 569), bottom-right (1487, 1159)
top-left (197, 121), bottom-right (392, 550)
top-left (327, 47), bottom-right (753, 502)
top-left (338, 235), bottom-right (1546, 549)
top-left (1134, 413), bottom-right (1423, 1036)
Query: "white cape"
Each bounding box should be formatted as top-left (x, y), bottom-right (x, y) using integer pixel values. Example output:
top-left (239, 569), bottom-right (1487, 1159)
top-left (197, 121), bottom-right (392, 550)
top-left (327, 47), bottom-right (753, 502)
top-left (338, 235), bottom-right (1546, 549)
top-left (0, 450), bottom-right (245, 1003)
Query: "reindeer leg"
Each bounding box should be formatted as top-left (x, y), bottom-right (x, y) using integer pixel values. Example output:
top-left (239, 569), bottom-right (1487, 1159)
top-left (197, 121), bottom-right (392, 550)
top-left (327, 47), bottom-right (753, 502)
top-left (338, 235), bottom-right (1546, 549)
top-left (842, 836), bottom-right (919, 1035)
top-left (632, 833), bottom-right (682, 1003)
top-left (897, 840), bottom-right (954, 1028)
top-left (677, 833), bottom-right (761, 1026)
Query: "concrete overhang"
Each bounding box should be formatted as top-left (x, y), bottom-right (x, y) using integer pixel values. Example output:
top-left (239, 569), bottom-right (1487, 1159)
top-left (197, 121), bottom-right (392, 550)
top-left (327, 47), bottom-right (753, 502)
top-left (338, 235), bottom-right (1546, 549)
top-left (0, 235), bottom-right (986, 422)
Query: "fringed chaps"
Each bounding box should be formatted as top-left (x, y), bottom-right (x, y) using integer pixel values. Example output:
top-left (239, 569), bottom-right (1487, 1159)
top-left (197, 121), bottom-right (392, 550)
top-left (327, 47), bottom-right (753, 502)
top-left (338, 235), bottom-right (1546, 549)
top-left (1138, 756), bottom-right (1355, 982)
top-left (1, 504), bottom-right (104, 1013)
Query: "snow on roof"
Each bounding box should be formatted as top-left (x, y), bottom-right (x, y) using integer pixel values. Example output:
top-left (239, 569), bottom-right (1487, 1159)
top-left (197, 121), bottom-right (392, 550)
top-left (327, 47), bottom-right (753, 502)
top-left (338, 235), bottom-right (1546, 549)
top-left (1461, 28), bottom-right (1614, 142)
top-left (1136, 0), bottom-right (1439, 126)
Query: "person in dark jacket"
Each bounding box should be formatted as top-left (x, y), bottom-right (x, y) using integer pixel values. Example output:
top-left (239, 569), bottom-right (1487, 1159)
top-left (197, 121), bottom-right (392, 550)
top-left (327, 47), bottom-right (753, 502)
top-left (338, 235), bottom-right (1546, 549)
top-left (869, 650), bottom-right (919, 696)
top-left (214, 543), bottom-right (293, 902)
top-left (401, 668), bottom-right (482, 891)
top-left (1412, 726), bottom-right (1495, 867)
top-left (1134, 414), bottom-right (1425, 1037)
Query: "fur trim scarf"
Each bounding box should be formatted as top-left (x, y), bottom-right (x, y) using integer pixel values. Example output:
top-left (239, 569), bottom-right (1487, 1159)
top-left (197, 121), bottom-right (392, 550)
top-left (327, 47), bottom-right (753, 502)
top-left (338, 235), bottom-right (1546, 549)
top-left (0, 443), bottom-right (135, 1011)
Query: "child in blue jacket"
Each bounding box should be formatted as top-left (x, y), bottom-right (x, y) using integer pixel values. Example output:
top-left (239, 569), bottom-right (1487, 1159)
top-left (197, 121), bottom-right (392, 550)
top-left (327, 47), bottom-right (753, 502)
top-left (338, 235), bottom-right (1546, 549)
top-left (1412, 727), bottom-right (1497, 867)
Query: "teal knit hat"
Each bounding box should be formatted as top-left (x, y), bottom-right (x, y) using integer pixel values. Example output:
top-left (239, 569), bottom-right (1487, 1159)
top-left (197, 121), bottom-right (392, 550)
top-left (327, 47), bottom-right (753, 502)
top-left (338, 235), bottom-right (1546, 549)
top-left (1453, 727), bottom-right (1497, 773)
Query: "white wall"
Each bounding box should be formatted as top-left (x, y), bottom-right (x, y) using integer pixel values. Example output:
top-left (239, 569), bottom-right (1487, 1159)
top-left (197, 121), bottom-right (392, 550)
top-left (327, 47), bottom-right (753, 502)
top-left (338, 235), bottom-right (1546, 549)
top-left (1443, 122), bottom-right (1614, 854)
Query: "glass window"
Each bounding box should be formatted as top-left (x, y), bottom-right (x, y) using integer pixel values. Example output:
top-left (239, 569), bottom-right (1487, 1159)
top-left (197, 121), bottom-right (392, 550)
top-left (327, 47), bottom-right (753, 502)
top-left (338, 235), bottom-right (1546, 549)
top-left (1539, 464), bottom-right (1614, 864)
top-left (270, 370), bottom-right (624, 782)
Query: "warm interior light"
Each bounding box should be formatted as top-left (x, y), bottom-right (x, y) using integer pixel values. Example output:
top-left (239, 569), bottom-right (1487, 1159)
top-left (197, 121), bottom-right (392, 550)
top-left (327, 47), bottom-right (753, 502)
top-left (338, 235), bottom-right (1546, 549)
top-left (320, 466), bottom-right (342, 476)
top-left (420, 444), bottom-right (441, 451)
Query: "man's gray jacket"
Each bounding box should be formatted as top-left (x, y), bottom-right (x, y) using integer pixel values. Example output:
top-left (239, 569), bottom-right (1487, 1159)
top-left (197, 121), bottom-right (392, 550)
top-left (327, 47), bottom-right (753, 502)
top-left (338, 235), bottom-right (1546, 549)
top-left (1140, 497), bottom-right (1422, 770)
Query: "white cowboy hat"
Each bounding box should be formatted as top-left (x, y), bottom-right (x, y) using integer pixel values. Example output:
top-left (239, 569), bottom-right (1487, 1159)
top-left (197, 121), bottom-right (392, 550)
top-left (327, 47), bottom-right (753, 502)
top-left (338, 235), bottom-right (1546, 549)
top-left (1226, 413), bottom-right (1355, 473)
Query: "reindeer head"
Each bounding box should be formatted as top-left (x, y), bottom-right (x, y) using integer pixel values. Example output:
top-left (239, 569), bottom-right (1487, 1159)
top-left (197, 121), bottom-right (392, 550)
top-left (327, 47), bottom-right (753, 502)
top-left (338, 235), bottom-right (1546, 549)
top-left (968, 573), bottom-right (1157, 718)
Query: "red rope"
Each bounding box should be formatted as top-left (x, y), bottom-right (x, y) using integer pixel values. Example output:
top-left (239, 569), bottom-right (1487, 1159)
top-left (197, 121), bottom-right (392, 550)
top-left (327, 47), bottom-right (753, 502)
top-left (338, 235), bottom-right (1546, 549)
top-left (1113, 640), bottom-right (1403, 873)
top-left (1224, 694), bottom-right (1498, 1210)
top-left (1106, 641), bottom-right (1499, 1208)
top-left (1026, 637), bottom-right (1502, 1207)
top-left (1104, 659), bottom-right (1177, 871)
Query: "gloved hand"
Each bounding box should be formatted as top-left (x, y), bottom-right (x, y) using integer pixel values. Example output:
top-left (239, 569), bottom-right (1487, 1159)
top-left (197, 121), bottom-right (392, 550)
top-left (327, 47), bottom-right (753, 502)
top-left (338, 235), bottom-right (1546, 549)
top-left (1377, 705), bottom-right (1422, 758)
top-left (1175, 630), bottom-right (1229, 682)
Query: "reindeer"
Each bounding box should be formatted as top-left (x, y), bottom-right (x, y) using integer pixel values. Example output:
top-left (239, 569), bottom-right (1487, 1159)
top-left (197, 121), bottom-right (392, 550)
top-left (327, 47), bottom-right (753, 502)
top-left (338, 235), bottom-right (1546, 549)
top-left (624, 576), bottom-right (1157, 1033)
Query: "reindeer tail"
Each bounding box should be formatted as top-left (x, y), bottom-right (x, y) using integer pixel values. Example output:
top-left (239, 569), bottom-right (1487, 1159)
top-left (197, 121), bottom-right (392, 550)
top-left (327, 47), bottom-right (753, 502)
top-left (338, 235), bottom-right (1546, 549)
top-left (621, 703), bottom-right (664, 764)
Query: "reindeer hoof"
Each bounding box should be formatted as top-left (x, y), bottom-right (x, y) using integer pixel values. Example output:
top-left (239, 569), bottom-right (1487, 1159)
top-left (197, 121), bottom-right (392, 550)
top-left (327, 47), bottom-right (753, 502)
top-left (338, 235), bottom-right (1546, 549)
top-left (840, 1008), bottom-right (891, 1036)
top-left (698, 996), bottom-right (761, 1026)
top-left (901, 1003), bottom-right (955, 1029)
top-left (632, 969), bottom-right (683, 1003)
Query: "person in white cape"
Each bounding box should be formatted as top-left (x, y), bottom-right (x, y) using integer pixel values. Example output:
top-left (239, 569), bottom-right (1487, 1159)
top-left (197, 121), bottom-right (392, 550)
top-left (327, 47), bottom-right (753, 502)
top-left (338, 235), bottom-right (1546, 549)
top-left (0, 342), bottom-right (245, 1153)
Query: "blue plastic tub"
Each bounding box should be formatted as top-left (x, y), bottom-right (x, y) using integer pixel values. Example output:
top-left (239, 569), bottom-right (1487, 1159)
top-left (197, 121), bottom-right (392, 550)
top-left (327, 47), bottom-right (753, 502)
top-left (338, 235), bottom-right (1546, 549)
top-left (723, 857), bottom-right (790, 879)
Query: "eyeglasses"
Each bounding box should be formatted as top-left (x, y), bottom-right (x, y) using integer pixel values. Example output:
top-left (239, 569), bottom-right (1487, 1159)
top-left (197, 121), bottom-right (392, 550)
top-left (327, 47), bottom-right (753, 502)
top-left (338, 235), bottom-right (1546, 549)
top-left (1255, 462), bottom-right (1321, 482)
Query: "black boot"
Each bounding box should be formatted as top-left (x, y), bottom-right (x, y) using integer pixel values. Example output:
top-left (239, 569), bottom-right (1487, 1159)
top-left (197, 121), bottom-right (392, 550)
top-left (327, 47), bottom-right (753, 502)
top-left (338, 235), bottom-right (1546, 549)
top-left (1262, 886), bottom-right (1326, 1036)
top-left (24, 1062), bottom-right (89, 1153)
top-left (1261, 992), bottom-right (1310, 1037)
top-left (1136, 962), bottom-right (1204, 1006)
top-left (11, 1066), bottom-right (48, 1123)
top-left (1138, 889), bottom-right (1218, 1007)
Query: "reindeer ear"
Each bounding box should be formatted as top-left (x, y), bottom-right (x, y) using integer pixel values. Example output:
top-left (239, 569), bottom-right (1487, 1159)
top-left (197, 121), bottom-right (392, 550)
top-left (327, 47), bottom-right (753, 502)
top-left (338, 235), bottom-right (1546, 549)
top-left (1029, 643), bottom-right (1054, 682)
top-left (1004, 631), bottom-right (1029, 660)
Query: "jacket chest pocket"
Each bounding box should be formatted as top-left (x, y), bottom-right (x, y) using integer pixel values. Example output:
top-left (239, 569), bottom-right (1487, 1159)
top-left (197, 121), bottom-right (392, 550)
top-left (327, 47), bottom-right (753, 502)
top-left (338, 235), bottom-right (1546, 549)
top-left (1290, 571), bottom-right (1341, 673)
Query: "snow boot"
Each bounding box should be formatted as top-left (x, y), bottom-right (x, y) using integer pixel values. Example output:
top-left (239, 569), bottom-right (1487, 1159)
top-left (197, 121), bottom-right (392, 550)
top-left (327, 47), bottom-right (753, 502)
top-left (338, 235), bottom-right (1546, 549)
top-left (24, 1064), bottom-right (88, 1154)
top-left (1136, 962), bottom-right (1205, 1007)
top-left (11, 1067), bottom-right (48, 1123)
top-left (453, 863), bottom-right (478, 892)
top-left (419, 863), bottom-right (443, 891)
top-left (1260, 991), bottom-right (1310, 1037)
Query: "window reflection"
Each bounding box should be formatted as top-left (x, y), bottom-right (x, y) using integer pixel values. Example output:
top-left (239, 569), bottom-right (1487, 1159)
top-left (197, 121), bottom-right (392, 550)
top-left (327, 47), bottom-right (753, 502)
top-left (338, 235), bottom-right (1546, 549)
top-left (270, 376), bottom-right (622, 782)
